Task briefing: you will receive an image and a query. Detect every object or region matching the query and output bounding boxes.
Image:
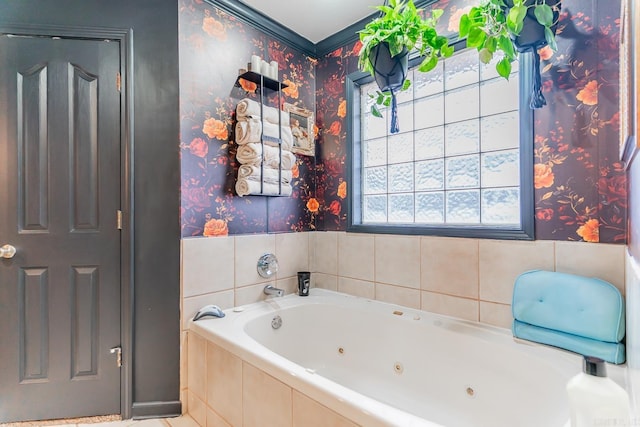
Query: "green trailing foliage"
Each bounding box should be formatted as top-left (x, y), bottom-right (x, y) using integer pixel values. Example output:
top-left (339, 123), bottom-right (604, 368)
top-left (358, 0), bottom-right (453, 116)
top-left (458, 0), bottom-right (560, 79)
top-left (369, 79), bottom-right (412, 118)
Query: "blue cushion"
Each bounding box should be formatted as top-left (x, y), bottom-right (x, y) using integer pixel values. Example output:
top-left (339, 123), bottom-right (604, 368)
top-left (513, 320), bottom-right (626, 364)
top-left (512, 270), bottom-right (625, 343)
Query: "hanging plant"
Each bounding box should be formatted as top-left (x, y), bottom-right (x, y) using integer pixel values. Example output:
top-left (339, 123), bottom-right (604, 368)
top-left (358, 0), bottom-right (453, 133)
top-left (457, 0), bottom-right (562, 108)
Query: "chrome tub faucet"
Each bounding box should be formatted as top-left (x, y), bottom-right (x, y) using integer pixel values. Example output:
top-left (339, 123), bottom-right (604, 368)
top-left (264, 285), bottom-right (284, 297)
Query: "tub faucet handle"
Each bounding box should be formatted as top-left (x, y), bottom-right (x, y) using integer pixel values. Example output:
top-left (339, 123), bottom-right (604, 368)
top-left (257, 253), bottom-right (278, 278)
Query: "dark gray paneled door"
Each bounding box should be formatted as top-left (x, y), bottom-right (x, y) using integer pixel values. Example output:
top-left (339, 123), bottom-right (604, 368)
top-left (0, 36), bottom-right (122, 422)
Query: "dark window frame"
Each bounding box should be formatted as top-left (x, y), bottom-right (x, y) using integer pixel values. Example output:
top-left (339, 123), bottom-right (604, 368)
top-left (346, 44), bottom-right (535, 240)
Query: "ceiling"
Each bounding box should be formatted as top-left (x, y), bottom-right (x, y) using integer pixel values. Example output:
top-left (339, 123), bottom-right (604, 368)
top-left (238, 0), bottom-right (381, 44)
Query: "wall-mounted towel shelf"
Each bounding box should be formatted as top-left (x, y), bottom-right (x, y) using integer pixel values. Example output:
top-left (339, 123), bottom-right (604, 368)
top-left (236, 70), bottom-right (288, 91)
top-left (234, 72), bottom-right (294, 197)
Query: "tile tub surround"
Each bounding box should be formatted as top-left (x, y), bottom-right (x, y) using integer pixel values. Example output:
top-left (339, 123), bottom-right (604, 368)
top-left (180, 231), bottom-right (626, 407)
top-left (186, 289), bottom-right (607, 427)
top-left (186, 331), bottom-right (356, 427)
top-left (312, 232), bottom-right (625, 329)
top-left (181, 231), bottom-right (626, 331)
top-left (181, 233), bottom-right (310, 330)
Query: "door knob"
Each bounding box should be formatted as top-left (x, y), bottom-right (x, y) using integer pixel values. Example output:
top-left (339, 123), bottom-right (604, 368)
top-left (0, 244), bottom-right (16, 259)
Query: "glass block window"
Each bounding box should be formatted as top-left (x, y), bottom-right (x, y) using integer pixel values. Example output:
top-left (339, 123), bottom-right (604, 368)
top-left (349, 47), bottom-right (534, 239)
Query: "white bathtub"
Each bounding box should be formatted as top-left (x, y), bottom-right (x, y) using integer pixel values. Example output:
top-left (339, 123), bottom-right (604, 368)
top-left (190, 289), bottom-right (601, 427)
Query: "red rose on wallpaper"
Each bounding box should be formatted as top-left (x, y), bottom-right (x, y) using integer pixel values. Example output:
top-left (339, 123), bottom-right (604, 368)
top-left (536, 209), bottom-right (554, 221)
top-left (542, 80), bottom-right (554, 93)
top-left (203, 118), bottom-right (228, 140)
top-left (352, 41), bottom-right (362, 56)
top-left (328, 47), bottom-right (343, 57)
top-left (327, 120), bottom-right (342, 136)
top-left (306, 198), bottom-right (319, 213)
top-left (329, 200), bottom-right (341, 216)
top-left (576, 80), bottom-right (598, 106)
top-left (534, 164), bottom-right (554, 189)
top-left (315, 184), bottom-right (325, 202)
top-left (324, 158), bottom-right (343, 178)
top-left (203, 218), bottom-right (228, 237)
top-left (598, 175), bottom-right (627, 206)
top-left (283, 79), bottom-right (299, 99)
top-left (607, 112), bottom-right (620, 128)
top-left (324, 75), bottom-right (343, 97)
top-left (202, 16), bottom-right (227, 40)
top-left (576, 219), bottom-right (599, 243)
top-left (267, 47), bottom-right (288, 69)
top-left (337, 181), bottom-right (347, 199)
top-left (183, 187), bottom-right (211, 209)
top-left (189, 137), bottom-right (209, 158)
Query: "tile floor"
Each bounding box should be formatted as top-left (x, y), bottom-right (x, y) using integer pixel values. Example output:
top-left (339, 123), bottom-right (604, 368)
top-left (0, 415), bottom-right (198, 427)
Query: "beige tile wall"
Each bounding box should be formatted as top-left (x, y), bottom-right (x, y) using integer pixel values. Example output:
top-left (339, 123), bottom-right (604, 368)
top-left (187, 331), bottom-right (357, 427)
top-left (180, 231), bottom-right (626, 408)
top-left (181, 233), bottom-right (311, 404)
top-left (311, 231), bottom-right (626, 331)
top-left (181, 233), bottom-right (310, 330)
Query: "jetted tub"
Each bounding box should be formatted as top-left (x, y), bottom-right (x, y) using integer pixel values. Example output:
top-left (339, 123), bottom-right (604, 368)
top-left (190, 289), bottom-right (594, 427)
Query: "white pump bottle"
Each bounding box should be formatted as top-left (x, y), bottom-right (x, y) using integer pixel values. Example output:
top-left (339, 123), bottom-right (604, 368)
top-left (566, 356), bottom-right (630, 427)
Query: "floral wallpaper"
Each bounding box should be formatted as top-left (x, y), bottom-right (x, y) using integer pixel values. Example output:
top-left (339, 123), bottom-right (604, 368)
top-left (179, 0), bottom-right (317, 237)
top-left (532, 1), bottom-right (626, 243)
top-left (179, 0), bottom-right (626, 244)
top-left (315, 0), bottom-right (627, 244)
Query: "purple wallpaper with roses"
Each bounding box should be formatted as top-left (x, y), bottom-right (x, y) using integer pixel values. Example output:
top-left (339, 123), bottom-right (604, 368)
top-left (179, 0), bottom-right (626, 243)
top-left (316, 0), bottom-right (627, 243)
top-left (179, 0), bottom-right (317, 237)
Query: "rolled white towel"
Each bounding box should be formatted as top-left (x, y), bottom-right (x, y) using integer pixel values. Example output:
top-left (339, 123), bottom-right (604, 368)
top-left (238, 164), bottom-right (292, 183)
top-left (236, 98), bottom-right (290, 126)
top-left (235, 118), bottom-right (293, 150)
top-left (236, 143), bottom-right (296, 169)
top-left (235, 178), bottom-right (293, 197)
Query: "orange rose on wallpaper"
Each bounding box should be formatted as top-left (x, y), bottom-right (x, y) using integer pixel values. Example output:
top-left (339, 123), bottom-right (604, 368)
top-left (576, 219), bottom-right (599, 243)
top-left (576, 80), bottom-right (598, 106)
top-left (283, 79), bottom-right (299, 99)
top-left (203, 118), bottom-right (228, 140)
top-left (337, 181), bottom-right (347, 199)
top-left (327, 120), bottom-right (342, 136)
top-left (306, 197), bottom-right (319, 213)
top-left (239, 78), bottom-right (257, 93)
top-left (337, 100), bottom-right (347, 118)
top-left (202, 16), bottom-right (226, 40)
top-left (538, 46), bottom-right (554, 61)
top-left (203, 218), bottom-right (228, 237)
top-left (189, 137), bottom-right (208, 158)
top-left (534, 163), bottom-right (554, 189)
